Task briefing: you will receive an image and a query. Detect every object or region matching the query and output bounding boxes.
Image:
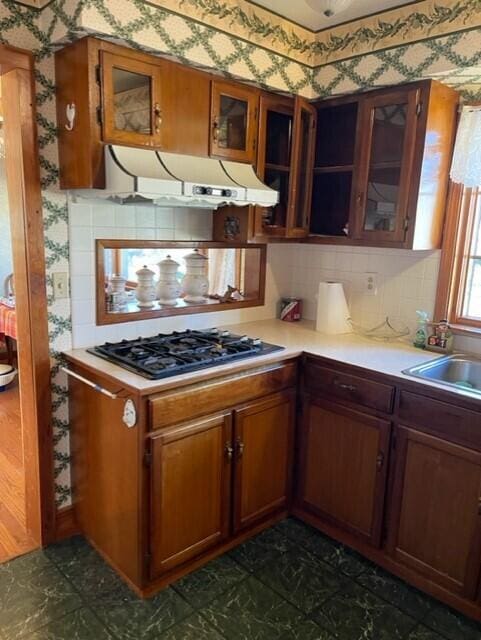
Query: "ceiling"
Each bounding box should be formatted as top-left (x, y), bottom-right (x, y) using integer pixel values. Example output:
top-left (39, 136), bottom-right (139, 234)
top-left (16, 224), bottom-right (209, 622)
top-left (249, 0), bottom-right (417, 31)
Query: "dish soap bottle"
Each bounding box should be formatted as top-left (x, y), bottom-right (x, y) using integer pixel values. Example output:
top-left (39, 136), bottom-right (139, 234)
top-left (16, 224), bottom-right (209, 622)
top-left (413, 310), bottom-right (429, 349)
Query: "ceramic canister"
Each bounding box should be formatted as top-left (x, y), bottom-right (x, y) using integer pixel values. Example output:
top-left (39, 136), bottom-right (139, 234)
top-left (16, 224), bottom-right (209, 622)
top-left (109, 274), bottom-right (128, 308)
top-left (135, 265), bottom-right (156, 308)
top-left (157, 255), bottom-right (181, 306)
top-left (181, 249), bottom-right (209, 303)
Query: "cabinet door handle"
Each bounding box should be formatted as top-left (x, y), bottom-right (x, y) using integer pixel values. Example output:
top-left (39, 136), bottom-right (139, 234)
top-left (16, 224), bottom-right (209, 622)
top-left (357, 192), bottom-right (364, 206)
top-left (225, 443), bottom-right (234, 461)
top-left (153, 103), bottom-right (162, 133)
top-left (333, 379), bottom-right (357, 393)
top-left (376, 452), bottom-right (385, 471)
top-left (235, 439), bottom-right (245, 459)
top-left (212, 119), bottom-right (219, 143)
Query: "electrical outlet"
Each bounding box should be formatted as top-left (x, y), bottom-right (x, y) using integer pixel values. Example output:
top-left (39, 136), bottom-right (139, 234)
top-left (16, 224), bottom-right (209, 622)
top-left (365, 272), bottom-right (378, 296)
top-left (53, 272), bottom-right (69, 299)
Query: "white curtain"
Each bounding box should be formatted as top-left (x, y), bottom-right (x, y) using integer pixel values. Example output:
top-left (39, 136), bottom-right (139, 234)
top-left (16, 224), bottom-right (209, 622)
top-left (450, 106), bottom-right (481, 188)
top-left (208, 249), bottom-right (238, 296)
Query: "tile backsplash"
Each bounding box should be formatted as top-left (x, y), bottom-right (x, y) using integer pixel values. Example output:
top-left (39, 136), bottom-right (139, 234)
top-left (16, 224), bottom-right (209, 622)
top-left (270, 243), bottom-right (441, 339)
top-left (69, 200), bottom-right (481, 355)
top-left (68, 200), bottom-right (281, 348)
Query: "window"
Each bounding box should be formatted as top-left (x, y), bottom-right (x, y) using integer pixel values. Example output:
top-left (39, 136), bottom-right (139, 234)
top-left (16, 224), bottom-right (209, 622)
top-left (436, 185), bottom-right (481, 330)
top-left (435, 105), bottom-right (481, 332)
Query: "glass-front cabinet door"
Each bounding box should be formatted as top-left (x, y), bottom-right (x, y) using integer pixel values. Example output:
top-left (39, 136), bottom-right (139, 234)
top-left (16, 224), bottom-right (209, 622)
top-left (210, 80), bottom-right (258, 164)
top-left (100, 51), bottom-right (163, 147)
top-left (255, 95), bottom-right (316, 239)
top-left (353, 88), bottom-right (420, 244)
top-left (255, 94), bottom-right (295, 237)
top-left (286, 97), bottom-right (317, 238)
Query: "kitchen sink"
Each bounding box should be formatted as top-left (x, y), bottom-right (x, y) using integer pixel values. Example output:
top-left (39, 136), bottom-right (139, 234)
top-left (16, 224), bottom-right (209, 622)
top-left (403, 354), bottom-right (481, 395)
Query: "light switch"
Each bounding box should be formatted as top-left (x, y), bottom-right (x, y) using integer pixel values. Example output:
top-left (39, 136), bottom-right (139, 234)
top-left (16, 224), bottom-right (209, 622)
top-left (53, 272), bottom-right (69, 299)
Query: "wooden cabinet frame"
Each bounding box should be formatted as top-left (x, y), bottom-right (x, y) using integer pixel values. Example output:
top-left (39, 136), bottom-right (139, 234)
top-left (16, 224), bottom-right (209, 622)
top-left (351, 88), bottom-right (420, 245)
top-left (296, 396), bottom-right (391, 547)
top-left (233, 389), bottom-right (295, 532)
top-left (149, 411), bottom-right (233, 577)
top-left (387, 426), bottom-right (481, 598)
top-left (210, 80), bottom-right (259, 164)
top-left (100, 50), bottom-right (164, 148)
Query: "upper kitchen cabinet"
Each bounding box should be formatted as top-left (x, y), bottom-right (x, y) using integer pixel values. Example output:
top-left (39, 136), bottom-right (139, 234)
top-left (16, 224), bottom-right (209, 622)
top-left (210, 80), bottom-right (259, 164)
top-left (310, 80), bottom-right (459, 250)
top-left (100, 50), bottom-right (164, 148)
top-left (213, 93), bottom-right (316, 241)
top-left (55, 37), bottom-right (211, 189)
top-left (253, 94), bottom-right (316, 239)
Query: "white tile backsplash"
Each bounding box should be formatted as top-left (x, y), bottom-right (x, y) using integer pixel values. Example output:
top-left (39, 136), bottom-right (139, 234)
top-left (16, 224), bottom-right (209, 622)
top-left (273, 244), bottom-right (442, 338)
top-left (69, 200), bottom-right (481, 354)
top-left (68, 201), bottom-right (279, 347)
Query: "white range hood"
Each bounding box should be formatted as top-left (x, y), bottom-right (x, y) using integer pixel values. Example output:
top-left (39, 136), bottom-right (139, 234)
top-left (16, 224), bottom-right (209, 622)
top-left (71, 145), bottom-right (278, 209)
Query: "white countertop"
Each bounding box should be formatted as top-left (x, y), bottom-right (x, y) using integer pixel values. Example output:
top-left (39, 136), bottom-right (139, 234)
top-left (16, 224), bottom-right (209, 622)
top-left (62, 319), bottom-right (475, 399)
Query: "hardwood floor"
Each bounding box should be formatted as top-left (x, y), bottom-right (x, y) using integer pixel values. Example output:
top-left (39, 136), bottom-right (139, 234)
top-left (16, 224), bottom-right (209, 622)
top-left (0, 379), bottom-right (36, 563)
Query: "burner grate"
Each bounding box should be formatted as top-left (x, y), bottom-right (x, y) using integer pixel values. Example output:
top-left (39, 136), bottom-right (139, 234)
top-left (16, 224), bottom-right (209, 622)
top-left (88, 329), bottom-right (284, 379)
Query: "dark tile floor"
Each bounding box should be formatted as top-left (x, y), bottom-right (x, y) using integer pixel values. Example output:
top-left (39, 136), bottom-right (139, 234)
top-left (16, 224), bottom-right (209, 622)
top-left (1, 518), bottom-right (481, 639)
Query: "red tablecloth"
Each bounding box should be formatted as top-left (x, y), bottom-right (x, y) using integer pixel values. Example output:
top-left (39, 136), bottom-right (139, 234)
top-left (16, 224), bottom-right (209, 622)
top-left (0, 303), bottom-right (17, 340)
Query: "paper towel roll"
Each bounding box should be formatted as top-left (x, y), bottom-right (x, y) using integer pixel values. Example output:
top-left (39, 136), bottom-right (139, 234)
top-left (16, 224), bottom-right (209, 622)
top-left (316, 281), bottom-right (352, 335)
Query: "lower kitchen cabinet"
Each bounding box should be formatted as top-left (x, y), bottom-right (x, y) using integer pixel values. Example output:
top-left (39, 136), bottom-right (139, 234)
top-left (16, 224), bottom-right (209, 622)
top-left (296, 397), bottom-right (391, 547)
top-left (149, 411), bottom-right (233, 577)
top-left (233, 389), bottom-right (295, 532)
top-left (149, 387), bottom-right (296, 578)
top-left (387, 426), bottom-right (481, 599)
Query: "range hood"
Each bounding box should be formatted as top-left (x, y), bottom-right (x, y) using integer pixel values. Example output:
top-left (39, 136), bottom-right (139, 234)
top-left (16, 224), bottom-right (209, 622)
top-left (71, 145), bottom-right (278, 209)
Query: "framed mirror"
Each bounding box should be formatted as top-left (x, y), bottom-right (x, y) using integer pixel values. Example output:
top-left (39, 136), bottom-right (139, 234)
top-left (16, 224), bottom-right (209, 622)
top-left (96, 240), bottom-right (266, 325)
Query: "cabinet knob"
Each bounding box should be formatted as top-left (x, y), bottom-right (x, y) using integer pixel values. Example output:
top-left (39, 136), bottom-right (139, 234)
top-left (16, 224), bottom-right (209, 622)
top-left (376, 452), bottom-right (385, 471)
top-left (154, 103), bottom-right (162, 133)
top-left (357, 192), bottom-right (364, 206)
top-left (236, 439), bottom-right (245, 459)
top-left (225, 443), bottom-right (234, 461)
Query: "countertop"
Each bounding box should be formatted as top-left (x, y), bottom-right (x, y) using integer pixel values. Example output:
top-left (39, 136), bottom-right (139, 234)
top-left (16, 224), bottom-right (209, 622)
top-left (63, 319), bottom-right (477, 399)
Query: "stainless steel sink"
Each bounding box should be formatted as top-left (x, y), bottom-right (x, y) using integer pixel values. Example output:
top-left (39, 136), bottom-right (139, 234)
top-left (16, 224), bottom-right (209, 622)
top-left (403, 354), bottom-right (481, 395)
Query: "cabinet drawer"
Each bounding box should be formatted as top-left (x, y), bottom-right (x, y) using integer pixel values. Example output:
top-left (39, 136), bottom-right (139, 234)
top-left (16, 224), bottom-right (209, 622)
top-left (399, 391), bottom-right (481, 449)
top-left (149, 360), bottom-right (297, 430)
top-left (304, 361), bottom-right (394, 414)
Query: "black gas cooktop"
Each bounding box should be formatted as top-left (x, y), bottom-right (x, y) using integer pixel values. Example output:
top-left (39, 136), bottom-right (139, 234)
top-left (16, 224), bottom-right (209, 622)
top-left (88, 329), bottom-right (284, 379)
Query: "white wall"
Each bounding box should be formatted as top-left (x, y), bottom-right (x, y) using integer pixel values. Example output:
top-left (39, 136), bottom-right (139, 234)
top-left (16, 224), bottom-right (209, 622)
top-left (68, 201), bottom-right (283, 347)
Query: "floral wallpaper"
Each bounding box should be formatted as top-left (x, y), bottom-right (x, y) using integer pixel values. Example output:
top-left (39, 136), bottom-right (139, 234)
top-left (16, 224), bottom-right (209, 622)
top-left (1, 0), bottom-right (481, 506)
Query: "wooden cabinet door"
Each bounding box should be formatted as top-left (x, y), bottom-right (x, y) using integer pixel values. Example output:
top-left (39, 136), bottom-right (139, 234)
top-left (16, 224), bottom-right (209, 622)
top-left (210, 80), bottom-right (258, 163)
top-left (254, 93), bottom-right (295, 237)
top-left (160, 63), bottom-right (211, 157)
top-left (352, 87), bottom-right (420, 245)
top-left (149, 412), bottom-right (233, 577)
top-left (387, 427), bottom-right (481, 598)
top-left (101, 50), bottom-right (164, 148)
top-left (296, 397), bottom-right (390, 546)
top-left (286, 97), bottom-right (317, 238)
top-left (232, 389), bottom-right (295, 533)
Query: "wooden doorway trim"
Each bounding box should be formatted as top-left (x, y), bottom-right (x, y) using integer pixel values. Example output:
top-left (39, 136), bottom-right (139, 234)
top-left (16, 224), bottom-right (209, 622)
top-left (0, 44), bottom-right (55, 545)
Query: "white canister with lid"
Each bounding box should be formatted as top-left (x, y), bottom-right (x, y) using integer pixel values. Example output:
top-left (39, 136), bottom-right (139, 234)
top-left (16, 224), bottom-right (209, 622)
top-left (109, 274), bottom-right (128, 309)
top-left (135, 265), bottom-right (156, 308)
top-left (157, 255), bottom-right (181, 306)
top-left (181, 249), bottom-right (209, 303)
